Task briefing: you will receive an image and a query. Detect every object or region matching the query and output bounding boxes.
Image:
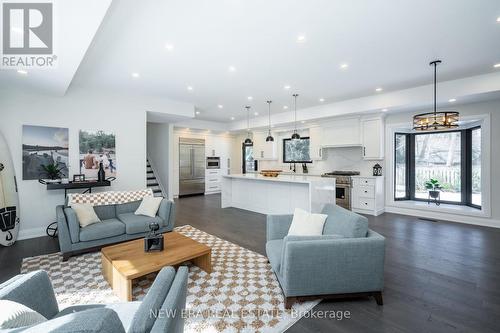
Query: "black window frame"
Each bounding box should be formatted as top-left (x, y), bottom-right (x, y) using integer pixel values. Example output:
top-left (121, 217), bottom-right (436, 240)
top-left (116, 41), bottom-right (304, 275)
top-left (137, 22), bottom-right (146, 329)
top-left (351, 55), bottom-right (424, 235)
top-left (394, 127), bottom-right (481, 209)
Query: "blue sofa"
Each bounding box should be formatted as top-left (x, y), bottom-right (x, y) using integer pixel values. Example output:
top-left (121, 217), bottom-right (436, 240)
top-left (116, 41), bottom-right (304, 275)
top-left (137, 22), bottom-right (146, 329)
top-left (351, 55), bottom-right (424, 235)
top-left (56, 199), bottom-right (175, 260)
top-left (266, 204), bottom-right (385, 309)
top-left (0, 267), bottom-right (188, 333)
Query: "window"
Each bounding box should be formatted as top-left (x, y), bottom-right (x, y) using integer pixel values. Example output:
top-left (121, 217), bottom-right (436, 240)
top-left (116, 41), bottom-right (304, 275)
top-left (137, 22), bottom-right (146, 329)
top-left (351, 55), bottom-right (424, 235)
top-left (470, 127), bottom-right (481, 207)
top-left (414, 131), bottom-right (462, 202)
top-left (394, 133), bottom-right (408, 199)
top-left (242, 143), bottom-right (254, 173)
top-left (394, 127), bottom-right (481, 208)
top-left (283, 137), bottom-right (312, 163)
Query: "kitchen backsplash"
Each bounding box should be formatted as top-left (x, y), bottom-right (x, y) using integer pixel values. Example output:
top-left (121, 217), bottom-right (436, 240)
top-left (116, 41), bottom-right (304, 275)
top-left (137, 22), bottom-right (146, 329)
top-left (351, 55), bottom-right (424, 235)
top-left (258, 146), bottom-right (384, 177)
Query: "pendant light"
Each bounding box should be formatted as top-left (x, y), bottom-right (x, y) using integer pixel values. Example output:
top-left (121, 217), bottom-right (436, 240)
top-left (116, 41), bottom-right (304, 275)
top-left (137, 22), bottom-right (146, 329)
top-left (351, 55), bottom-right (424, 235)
top-left (291, 93), bottom-right (300, 140)
top-left (266, 100), bottom-right (274, 142)
top-left (244, 106), bottom-right (253, 144)
top-left (413, 60), bottom-right (459, 131)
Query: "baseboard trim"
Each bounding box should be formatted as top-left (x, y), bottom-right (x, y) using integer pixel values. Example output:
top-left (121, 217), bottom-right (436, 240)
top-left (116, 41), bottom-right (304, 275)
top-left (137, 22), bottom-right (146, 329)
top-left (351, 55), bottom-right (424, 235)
top-left (385, 206), bottom-right (500, 229)
top-left (17, 227), bottom-right (47, 240)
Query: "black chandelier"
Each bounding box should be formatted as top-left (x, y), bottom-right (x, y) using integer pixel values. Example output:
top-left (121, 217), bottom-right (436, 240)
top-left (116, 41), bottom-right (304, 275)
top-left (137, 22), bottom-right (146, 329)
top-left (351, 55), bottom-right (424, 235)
top-left (413, 60), bottom-right (459, 131)
top-left (266, 100), bottom-right (274, 142)
top-left (244, 106), bottom-right (253, 144)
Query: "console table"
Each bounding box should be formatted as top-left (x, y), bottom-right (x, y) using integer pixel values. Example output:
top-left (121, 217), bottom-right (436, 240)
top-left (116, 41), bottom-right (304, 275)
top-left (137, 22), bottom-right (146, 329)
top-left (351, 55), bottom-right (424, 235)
top-left (44, 180), bottom-right (112, 197)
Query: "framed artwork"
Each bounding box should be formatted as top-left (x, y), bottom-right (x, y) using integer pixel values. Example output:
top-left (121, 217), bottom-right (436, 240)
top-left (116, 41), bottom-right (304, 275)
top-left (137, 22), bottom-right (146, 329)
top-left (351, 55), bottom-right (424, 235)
top-left (79, 130), bottom-right (116, 180)
top-left (22, 125), bottom-right (69, 180)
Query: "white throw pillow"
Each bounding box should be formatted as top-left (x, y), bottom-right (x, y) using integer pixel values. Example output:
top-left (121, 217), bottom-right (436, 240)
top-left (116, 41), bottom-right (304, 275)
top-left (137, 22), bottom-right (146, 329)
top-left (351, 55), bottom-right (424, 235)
top-left (71, 203), bottom-right (101, 228)
top-left (287, 208), bottom-right (328, 236)
top-left (135, 197), bottom-right (163, 217)
top-left (0, 300), bottom-right (47, 329)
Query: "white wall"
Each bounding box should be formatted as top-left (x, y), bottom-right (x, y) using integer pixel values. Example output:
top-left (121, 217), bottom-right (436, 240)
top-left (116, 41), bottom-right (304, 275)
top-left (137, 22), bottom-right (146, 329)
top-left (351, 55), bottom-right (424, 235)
top-left (0, 89), bottom-right (190, 239)
top-left (146, 122), bottom-right (171, 198)
top-left (257, 129), bottom-right (381, 176)
top-left (384, 99), bottom-right (500, 225)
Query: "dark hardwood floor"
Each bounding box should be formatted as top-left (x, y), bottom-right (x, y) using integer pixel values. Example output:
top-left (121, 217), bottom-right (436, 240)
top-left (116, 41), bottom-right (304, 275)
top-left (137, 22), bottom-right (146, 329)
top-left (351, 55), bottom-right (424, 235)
top-left (1, 194), bottom-right (499, 332)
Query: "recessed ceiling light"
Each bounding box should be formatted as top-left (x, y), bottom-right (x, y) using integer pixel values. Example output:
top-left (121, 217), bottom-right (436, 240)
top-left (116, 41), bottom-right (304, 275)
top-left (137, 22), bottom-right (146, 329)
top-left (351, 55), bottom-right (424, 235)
top-left (131, 72), bottom-right (140, 78)
top-left (494, 63), bottom-right (500, 68)
top-left (375, 87), bottom-right (383, 92)
top-left (497, 17), bottom-right (500, 22)
top-left (247, 96), bottom-right (253, 100)
top-left (228, 66), bottom-right (236, 72)
top-left (195, 111), bottom-right (200, 115)
top-left (230, 116), bottom-right (235, 120)
top-left (164, 43), bottom-right (174, 51)
top-left (448, 98), bottom-right (456, 103)
top-left (17, 70), bottom-right (28, 75)
top-left (381, 108), bottom-right (388, 112)
top-left (283, 106), bottom-right (289, 110)
top-left (284, 85), bottom-right (291, 90)
top-left (217, 104), bottom-right (223, 109)
top-left (340, 63), bottom-right (349, 69)
top-left (187, 85), bottom-right (193, 91)
top-left (301, 120), bottom-right (305, 124)
top-left (319, 98), bottom-right (325, 102)
top-left (296, 34), bottom-right (306, 43)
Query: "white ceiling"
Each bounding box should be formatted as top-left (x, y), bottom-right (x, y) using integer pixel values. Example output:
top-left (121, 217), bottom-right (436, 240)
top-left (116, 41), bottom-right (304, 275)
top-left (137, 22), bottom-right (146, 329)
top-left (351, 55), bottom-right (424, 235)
top-left (3, 0), bottom-right (500, 123)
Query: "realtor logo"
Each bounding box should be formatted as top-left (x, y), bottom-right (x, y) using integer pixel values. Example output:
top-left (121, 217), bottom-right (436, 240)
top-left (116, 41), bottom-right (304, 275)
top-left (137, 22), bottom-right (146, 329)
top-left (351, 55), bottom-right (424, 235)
top-left (1, 1), bottom-right (56, 68)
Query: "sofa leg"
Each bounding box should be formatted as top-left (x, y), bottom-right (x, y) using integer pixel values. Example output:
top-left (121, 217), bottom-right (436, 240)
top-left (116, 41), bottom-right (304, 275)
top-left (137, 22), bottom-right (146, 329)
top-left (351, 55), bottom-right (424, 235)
top-left (62, 253), bottom-right (70, 262)
top-left (285, 297), bottom-right (296, 309)
top-left (373, 291), bottom-right (383, 305)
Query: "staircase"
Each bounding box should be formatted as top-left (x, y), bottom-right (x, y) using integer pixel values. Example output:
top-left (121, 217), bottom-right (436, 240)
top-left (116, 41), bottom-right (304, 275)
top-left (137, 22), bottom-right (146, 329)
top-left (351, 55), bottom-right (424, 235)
top-left (146, 159), bottom-right (164, 197)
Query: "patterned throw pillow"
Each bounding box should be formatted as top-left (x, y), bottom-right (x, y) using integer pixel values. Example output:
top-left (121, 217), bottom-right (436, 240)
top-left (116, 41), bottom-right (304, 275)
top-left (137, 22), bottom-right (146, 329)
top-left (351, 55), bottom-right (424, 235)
top-left (0, 300), bottom-right (47, 329)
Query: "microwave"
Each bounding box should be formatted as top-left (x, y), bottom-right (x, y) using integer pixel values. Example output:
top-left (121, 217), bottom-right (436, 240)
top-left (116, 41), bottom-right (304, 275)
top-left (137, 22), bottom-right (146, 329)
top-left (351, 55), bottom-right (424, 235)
top-left (206, 157), bottom-right (220, 169)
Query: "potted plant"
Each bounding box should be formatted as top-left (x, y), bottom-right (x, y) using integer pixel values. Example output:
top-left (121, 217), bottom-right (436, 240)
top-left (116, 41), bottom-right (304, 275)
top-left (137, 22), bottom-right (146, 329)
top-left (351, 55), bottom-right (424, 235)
top-left (40, 162), bottom-right (65, 183)
top-left (425, 178), bottom-right (441, 199)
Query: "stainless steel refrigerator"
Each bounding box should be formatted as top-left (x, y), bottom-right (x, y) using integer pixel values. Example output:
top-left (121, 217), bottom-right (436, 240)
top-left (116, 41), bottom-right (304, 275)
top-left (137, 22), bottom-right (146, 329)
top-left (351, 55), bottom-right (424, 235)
top-left (179, 138), bottom-right (205, 196)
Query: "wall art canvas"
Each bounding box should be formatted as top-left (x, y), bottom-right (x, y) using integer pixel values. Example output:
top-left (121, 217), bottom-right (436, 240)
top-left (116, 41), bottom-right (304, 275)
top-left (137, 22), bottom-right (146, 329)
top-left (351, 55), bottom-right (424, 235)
top-left (22, 125), bottom-right (69, 180)
top-left (79, 130), bottom-right (116, 180)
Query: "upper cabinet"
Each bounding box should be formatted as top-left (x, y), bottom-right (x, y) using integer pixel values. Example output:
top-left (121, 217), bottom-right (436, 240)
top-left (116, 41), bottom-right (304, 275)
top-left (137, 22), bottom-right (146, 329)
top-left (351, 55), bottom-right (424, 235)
top-left (205, 135), bottom-right (231, 159)
top-left (309, 127), bottom-right (323, 160)
top-left (321, 118), bottom-right (361, 147)
top-left (307, 115), bottom-right (385, 160)
top-left (361, 117), bottom-right (384, 160)
top-left (253, 131), bottom-right (277, 160)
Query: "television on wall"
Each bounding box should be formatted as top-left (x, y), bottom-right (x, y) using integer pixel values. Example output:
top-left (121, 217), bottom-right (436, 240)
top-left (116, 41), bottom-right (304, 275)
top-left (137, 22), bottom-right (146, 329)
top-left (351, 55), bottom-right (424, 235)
top-left (283, 137), bottom-right (312, 163)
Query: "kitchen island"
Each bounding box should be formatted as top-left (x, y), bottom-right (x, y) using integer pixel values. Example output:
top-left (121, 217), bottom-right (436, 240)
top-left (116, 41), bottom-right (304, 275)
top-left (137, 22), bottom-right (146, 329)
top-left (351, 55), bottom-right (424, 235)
top-left (221, 173), bottom-right (335, 214)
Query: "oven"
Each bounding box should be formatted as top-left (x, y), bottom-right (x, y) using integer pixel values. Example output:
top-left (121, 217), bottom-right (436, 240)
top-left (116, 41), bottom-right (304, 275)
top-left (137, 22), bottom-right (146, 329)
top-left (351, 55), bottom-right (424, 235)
top-left (206, 157), bottom-right (220, 169)
top-left (335, 184), bottom-right (351, 210)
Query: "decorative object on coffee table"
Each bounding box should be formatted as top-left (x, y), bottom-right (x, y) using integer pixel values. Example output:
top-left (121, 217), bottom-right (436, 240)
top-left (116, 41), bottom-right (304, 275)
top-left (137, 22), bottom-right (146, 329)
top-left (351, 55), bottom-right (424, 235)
top-left (373, 163), bottom-right (382, 176)
top-left (101, 231), bottom-right (211, 301)
top-left (144, 222), bottom-right (163, 252)
top-left (425, 178), bottom-right (441, 206)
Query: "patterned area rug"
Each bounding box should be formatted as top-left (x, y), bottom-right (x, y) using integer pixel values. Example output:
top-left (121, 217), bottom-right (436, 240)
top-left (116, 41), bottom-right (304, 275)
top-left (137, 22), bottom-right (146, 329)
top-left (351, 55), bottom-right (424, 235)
top-left (21, 225), bottom-right (319, 333)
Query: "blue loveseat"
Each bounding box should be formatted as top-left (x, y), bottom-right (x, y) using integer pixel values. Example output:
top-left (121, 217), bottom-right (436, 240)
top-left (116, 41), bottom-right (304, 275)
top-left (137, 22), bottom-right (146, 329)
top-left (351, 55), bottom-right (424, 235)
top-left (56, 198), bottom-right (175, 260)
top-left (0, 267), bottom-right (188, 333)
top-left (266, 204), bottom-right (386, 308)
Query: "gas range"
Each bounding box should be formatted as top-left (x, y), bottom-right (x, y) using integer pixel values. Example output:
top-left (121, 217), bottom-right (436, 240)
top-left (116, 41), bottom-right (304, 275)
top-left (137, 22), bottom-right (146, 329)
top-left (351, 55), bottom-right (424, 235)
top-left (321, 171), bottom-right (360, 210)
top-left (321, 171), bottom-right (360, 186)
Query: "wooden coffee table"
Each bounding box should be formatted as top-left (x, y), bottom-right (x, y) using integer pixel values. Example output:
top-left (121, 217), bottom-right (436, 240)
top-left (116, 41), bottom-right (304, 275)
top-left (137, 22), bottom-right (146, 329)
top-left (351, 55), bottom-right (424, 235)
top-left (101, 231), bottom-right (211, 301)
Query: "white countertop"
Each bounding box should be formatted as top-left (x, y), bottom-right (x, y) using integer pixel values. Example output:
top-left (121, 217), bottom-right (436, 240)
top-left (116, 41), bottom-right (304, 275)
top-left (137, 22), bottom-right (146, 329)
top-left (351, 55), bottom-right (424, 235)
top-left (223, 173), bottom-right (334, 184)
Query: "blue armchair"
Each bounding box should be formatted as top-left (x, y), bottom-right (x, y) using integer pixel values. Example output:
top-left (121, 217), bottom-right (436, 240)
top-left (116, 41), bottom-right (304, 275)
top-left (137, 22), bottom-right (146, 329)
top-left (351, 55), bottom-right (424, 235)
top-left (0, 267), bottom-right (188, 333)
top-left (266, 204), bottom-right (385, 309)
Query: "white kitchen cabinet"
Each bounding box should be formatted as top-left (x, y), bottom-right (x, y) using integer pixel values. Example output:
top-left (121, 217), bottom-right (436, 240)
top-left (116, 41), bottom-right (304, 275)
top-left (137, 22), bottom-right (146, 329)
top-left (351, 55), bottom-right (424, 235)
top-left (253, 131), bottom-right (277, 160)
top-left (321, 118), bottom-right (361, 147)
top-left (351, 176), bottom-right (384, 216)
top-left (361, 117), bottom-right (384, 160)
top-left (205, 169), bottom-right (221, 193)
top-left (309, 126), bottom-right (323, 160)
